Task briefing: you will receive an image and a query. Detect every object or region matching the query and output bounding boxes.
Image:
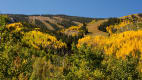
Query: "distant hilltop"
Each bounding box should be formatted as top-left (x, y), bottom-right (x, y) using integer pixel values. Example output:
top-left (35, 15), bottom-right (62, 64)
top-left (3, 14), bottom-right (95, 31)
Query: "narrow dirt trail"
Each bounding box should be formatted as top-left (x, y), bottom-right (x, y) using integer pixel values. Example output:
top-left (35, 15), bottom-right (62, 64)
top-left (87, 20), bottom-right (108, 36)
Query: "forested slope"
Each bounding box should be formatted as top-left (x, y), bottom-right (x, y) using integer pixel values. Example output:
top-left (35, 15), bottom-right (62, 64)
top-left (1, 13), bottom-right (142, 80)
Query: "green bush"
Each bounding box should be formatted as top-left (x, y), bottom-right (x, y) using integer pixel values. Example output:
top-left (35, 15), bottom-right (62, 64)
top-left (102, 55), bottom-right (140, 80)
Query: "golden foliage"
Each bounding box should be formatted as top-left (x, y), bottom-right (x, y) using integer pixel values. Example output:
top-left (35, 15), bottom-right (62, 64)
top-left (88, 20), bottom-right (96, 24)
top-left (77, 36), bottom-right (92, 48)
top-left (22, 31), bottom-right (66, 49)
top-left (77, 30), bottom-right (142, 59)
top-left (6, 22), bottom-right (23, 32)
top-left (107, 15), bottom-right (142, 34)
top-left (67, 26), bottom-right (81, 31)
top-left (106, 20), bottom-right (132, 34)
top-left (60, 25), bottom-right (84, 36)
top-left (120, 15), bottom-right (132, 19)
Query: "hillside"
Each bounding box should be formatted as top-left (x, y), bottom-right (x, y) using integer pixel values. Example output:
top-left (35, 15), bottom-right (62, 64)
top-left (1, 13), bottom-right (142, 79)
top-left (87, 19), bottom-right (108, 36)
top-left (7, 14), bottom-right (94, 31)
top-left (98, 13), bottom-right (142, 34)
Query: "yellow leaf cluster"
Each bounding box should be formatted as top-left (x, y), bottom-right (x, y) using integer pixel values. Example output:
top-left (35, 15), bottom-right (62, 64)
top-left (22, 31), bottom-right (66, 49)
top-left (77, 30), bottom-right (142, 59)
top-left (6, 22), bottom-right (23, 32)
top-left (77, 36), bottom-right (92, 48)
top-left (68, 26), bottom-right (81, 31)
top-left (77, 36), bottom-right (106, 49)
top-left (60, 25), bottom-right (83, 36)
top-left (106, 20), bottom-right (132, 34)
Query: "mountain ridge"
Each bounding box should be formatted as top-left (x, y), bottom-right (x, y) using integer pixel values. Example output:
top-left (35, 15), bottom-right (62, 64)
top-left (5, 14), bottom-right (95, 31)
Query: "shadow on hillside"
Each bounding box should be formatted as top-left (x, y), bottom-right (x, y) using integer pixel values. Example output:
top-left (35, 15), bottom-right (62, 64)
top-left (87, 32), bottom-right (93, 35)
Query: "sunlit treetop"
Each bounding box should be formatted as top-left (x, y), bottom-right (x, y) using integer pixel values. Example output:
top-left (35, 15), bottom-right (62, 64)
top-left (6, 22), bottom-right (23, 32)
top-left (60, 25), bottom-right (85, 36)
top-left (22, 30), bottom-right (67, 49)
